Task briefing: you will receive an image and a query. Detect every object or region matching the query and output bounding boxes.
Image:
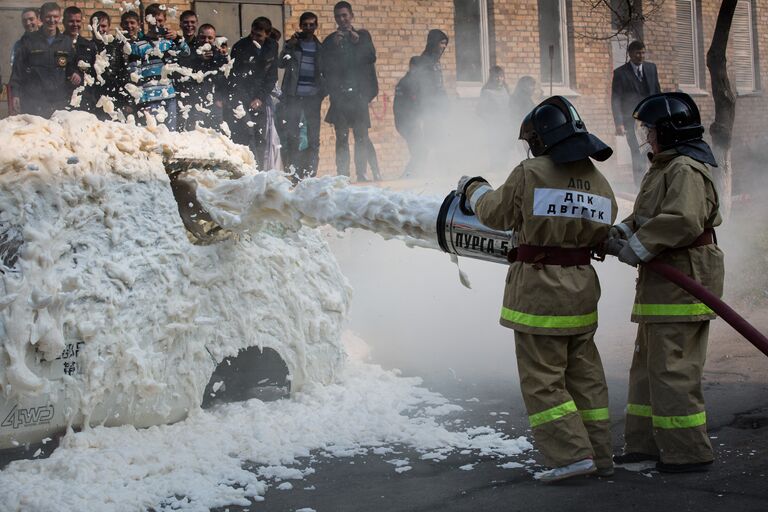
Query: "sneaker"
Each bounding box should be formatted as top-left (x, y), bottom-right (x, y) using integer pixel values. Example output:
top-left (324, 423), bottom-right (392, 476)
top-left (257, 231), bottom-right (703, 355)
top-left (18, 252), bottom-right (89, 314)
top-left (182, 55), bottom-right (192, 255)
top-left (595, 465), bottom-right (615, 477)
top-left (656, 460), bottom-right (713, 473)
top-left (538, 458), bottom-right (597, 483)
top-left (613, 452), bottom-right (659, 465)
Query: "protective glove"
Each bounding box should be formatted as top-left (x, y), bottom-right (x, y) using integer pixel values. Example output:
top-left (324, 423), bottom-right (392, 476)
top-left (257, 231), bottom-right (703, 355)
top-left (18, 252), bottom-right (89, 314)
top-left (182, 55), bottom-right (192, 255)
top-left (604, 237), bottom-right (627, 257)
top-left (617, 243), bottom-right (642, 267)
top-left (456, 176), bottom-right (488, 214)
top-left (608, 225), bottom-right (624, 241)
top-left (456, 175), bottom-right (472, 196)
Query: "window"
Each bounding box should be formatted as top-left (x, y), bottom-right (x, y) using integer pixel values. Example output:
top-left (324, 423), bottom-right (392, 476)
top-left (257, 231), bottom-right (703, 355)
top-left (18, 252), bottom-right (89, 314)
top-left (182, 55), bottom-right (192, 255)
top-left (538, 0), bottom-right (571, 89)
top-left (675, 0), bottom-right (704, 91)
top-left (453, 0), bottom-right (490, 90)
top-left (609, 0), bottom-right (642, 71)
top-left (730, 0), bottom-right (758, 94)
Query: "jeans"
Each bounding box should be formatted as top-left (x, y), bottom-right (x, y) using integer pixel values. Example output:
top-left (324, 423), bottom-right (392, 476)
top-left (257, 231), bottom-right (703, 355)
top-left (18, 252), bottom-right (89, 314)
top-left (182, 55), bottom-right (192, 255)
top-left (281, 95), bottom-right (323, 180)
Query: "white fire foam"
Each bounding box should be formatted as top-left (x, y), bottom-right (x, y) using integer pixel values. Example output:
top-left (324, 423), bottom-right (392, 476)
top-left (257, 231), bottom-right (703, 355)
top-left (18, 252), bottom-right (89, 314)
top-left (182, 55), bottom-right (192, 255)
top-left (195, 171), bottom-right (443, 250)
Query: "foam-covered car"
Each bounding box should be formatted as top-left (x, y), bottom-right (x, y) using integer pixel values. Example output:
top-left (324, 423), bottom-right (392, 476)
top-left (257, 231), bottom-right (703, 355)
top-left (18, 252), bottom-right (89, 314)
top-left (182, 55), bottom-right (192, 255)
top-left (0, 112), bottom-right (350, 451)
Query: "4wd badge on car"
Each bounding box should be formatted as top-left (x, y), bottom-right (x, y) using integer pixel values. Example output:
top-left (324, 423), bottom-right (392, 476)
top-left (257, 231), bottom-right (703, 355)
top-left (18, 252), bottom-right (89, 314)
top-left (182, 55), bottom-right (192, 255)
top-left (1, 405), bottom-right (55, 429)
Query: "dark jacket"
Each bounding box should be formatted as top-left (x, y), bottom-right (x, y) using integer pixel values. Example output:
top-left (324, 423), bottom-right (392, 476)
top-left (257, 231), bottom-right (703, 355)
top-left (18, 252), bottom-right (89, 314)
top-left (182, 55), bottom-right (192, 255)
top-left (90, 38), bottom-right (129, 109)
top-left (611, 61), bottom-right (661, 127)
top-left (279, 35), bottom-right (325, 98)
top-left (181, 48), bottom-right (229, 107)
top-left (70, 35), bottom-right (99, 111)
top-left (227, 36), bottom-right (279, 107)
top-left (411, 29), bottom-right (448, 112)
top-left (10, 30), bottom-right (75, 117)
top-left (72, 35), bottom-right (97, 76)
top-left (320, 28), bottom-right (377, 103)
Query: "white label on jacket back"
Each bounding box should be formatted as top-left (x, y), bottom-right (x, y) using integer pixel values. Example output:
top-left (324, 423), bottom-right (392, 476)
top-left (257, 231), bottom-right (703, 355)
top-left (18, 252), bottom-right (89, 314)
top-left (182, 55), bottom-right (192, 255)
top-left (532, 188), bottom-right (612, 224)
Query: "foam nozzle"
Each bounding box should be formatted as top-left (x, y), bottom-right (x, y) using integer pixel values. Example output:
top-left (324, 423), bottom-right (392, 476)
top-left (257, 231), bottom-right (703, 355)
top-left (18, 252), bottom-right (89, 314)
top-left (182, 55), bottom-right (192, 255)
top-left (436, 191), bottom-right (515, 265)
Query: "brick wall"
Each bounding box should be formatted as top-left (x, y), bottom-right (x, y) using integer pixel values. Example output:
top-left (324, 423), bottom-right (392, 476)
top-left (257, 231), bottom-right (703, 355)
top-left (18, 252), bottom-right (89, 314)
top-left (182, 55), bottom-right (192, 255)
top-left (55, 0), bottom-right (768, 180)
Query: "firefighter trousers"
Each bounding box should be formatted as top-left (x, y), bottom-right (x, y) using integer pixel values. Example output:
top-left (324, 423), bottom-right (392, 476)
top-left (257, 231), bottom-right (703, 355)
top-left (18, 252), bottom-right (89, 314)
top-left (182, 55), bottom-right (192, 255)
top-left (514, 330), bottom-right (612, 469)
top-left (624, 321), bottom-right (714, 464)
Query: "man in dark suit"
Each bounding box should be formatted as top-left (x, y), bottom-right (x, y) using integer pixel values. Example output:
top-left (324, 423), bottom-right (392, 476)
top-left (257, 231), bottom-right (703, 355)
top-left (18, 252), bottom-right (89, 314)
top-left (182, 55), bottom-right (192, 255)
top-left (611, 40), bottom-right (661, 189)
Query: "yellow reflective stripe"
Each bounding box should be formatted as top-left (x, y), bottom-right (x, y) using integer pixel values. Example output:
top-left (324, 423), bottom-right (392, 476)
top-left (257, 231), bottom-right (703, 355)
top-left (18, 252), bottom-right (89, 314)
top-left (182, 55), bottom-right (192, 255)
top-left (501, 308), bottom-right (597, 329)
top-left (529, 400), bottom-right (578, 427)
top-left (579, 407), bottom-right (610, 422)
top-left (627, 403), bottom-right (652, 417)
top-left (632, 303), bottom-right (714, 316)
top-left (652, 411), bottom-right (707, 429)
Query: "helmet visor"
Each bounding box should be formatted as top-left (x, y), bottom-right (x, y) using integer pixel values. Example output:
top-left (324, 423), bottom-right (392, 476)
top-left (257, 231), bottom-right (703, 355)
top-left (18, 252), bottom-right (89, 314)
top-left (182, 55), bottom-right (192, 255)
top-left (635, 119), bottom-right (652, 146)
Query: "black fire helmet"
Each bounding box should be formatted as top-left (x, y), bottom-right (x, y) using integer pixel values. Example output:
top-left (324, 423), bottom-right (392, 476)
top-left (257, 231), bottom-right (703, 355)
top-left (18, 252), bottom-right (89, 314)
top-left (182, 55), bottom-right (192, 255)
top-left (518, 96), bottom-right (613, 164)
top-left (633, 92), bottom-right (717, 166)
top-left (632, 92), bottom-right (705, 150)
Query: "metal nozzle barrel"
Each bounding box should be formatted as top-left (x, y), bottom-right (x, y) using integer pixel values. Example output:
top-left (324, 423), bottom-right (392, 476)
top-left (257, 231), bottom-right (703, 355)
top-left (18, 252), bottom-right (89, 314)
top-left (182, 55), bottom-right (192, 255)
top-left (436, 191), bottom-right (515, 265)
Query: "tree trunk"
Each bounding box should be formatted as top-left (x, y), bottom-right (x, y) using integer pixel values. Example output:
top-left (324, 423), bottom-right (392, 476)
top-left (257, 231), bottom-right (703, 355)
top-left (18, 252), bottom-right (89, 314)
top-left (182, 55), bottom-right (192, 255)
top-left (706, 0), bottom-right (738, 216)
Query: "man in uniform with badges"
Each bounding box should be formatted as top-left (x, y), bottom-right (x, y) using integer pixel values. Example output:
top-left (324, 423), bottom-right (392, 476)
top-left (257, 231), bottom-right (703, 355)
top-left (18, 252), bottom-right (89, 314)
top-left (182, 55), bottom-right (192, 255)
top-left (458, 96), bottom-right (617, 482)
top-left (608, 92), bottom-right (723, 473)
top-left (9, 2), bottom-right (74, 118)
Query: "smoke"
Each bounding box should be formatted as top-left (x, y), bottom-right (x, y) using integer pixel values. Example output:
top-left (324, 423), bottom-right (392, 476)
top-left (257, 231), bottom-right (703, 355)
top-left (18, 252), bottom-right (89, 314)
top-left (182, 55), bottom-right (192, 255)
top-left (326, 215), bottom-right (637, 386)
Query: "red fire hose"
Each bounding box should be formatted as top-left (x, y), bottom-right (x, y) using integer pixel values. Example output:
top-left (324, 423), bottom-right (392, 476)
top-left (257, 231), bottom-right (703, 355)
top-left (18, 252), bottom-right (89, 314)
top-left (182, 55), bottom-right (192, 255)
top-left (645, 260), bottom-right (768, 358)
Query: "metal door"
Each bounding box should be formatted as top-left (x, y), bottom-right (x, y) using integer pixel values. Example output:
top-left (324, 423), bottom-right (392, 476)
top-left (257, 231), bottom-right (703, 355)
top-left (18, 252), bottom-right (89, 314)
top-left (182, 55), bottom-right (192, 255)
top-left (194, 1), bottom-right (284, 45)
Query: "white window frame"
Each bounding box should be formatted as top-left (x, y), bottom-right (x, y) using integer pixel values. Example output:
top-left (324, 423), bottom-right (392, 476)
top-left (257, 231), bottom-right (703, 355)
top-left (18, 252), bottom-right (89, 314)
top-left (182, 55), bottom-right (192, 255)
top-left (455, 0), bottom-right (491, 98)
top-left (539, 0), bottom-right (577, 97)
top-left (730, 0), bottom-right (758, 95)
top-left (676, 0), bottom-right (706, 95)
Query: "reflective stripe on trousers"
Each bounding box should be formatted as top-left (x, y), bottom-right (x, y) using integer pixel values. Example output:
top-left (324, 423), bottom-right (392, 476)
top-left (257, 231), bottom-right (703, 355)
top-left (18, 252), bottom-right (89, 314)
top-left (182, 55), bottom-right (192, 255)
top-left (529, 400), bottom-right (609, 427)
top-left (632, 303), bottom-right (713, 317)
top-left (501, 307), bottom-right (597, 329)
top-left (627, 403), bottom-right (707, 429)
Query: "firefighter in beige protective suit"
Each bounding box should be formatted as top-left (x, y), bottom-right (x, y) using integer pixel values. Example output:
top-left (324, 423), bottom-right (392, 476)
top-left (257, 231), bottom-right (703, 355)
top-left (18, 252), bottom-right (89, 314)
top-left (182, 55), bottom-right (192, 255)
top-left (460, 96), bottom-right (617, 483)
top-left (608, 92), bottom-right (724, 473)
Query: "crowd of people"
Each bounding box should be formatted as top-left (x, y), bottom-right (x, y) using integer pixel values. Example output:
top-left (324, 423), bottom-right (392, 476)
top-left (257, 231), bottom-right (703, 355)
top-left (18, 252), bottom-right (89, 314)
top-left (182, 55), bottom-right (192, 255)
top-left (8, 1), bottom-right (542, 183)
top-left (7, 2), bottom-right (383, 181)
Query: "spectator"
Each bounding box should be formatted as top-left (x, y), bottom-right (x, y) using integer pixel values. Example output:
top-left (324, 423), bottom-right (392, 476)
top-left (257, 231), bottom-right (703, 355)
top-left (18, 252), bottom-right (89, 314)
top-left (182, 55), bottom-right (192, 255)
top-left (9, 7), bottom-right (42, 115)
top-left (477, 65), bottom-right (511, 171)
top-left (125, 3), bottom-right (190, 129)
top-left (227, 16), bottom-right (279, 169)
top-left (180, 10), bottom-right (198, 47)
top-left (83, 11), bottom-right (126, 119)
top-left (120, 11), bottom-right (142, 42)
top-left (11, 8), bottom-right (41, 67)
top-left (179, 24), bottom-right (228, 131)
top-left (264, 27), bottom-right (284, 171)
top-left (279, 11), bottom-right (325, 181)
top-left (321, 1), bottom-right (381, 182)
top-left (509, 75), bottom-right (539, 160)
top-left (63, 6), bottom-right (96, 108)
top-left (611, 40), bottom-right (661, 189)
top-left (393, 56), bottom-right (420, 178)
top-left (509, 75), bottom-right (538, 130)
top-left (10, 2), bottom-right (74, 118)
top-left (407, 29), bottom-right (449, 177)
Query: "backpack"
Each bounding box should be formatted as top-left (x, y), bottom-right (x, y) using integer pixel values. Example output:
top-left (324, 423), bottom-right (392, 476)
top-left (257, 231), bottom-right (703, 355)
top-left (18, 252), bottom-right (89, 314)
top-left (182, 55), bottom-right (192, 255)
top-left (393, 71), bottom-right (418, 135)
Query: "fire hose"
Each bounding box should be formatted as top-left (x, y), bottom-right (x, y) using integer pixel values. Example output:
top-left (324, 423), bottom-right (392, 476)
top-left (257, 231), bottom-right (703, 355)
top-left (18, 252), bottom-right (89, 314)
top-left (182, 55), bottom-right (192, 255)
top-left (643, 260), bottom-right (768, 357)
top-left (437, 190), bottom-right (768, 358)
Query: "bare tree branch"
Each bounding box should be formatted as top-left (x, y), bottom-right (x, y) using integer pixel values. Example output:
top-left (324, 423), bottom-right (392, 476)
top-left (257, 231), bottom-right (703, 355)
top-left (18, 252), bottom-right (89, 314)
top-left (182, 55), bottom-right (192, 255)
top-left (576, 0), bottom-right (665, 41)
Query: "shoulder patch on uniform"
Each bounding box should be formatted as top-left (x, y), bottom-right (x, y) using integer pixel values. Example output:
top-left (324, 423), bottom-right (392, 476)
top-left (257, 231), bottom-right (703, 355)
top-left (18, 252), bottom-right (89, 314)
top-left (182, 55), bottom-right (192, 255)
top-left (532, 188), bottom-right (612, 224)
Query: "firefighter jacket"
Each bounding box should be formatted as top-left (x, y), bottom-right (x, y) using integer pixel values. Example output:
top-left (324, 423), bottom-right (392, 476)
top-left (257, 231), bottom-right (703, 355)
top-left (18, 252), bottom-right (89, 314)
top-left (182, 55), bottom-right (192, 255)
top-left (9, 30), bottom-right (74, 118)
top-left (615, 149), bottom-right (724, 323)
top-left (466, 156), bottom-right (617, 335)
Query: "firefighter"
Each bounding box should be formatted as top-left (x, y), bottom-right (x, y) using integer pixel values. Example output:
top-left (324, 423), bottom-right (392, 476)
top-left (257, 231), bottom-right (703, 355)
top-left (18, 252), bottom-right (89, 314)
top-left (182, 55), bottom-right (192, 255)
top-left (609, 92), bottom-right (723, 473)
top-left (459, 96), bottom-right (617, 482)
